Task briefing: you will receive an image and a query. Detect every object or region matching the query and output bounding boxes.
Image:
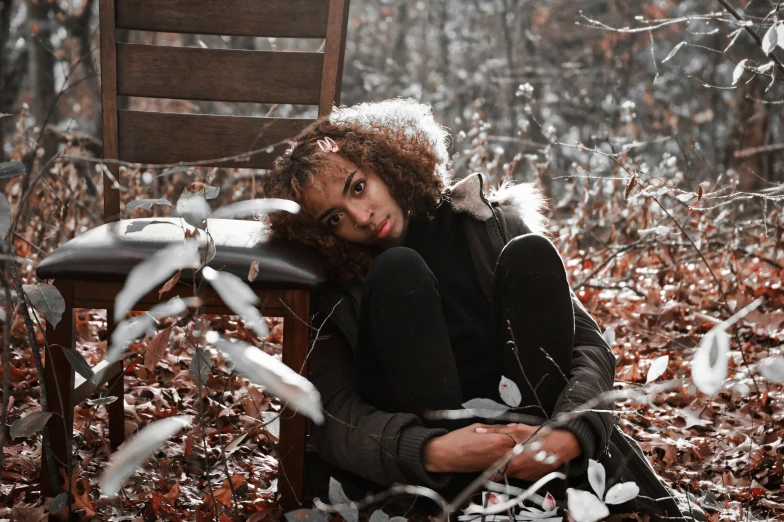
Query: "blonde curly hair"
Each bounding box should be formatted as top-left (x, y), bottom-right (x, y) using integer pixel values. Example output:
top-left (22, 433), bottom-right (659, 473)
top-left (261, 98), bottom-right (453, 283)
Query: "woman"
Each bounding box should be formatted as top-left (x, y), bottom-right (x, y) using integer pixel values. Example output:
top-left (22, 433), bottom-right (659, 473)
top-left (262, 99), bottom-right (701, 521)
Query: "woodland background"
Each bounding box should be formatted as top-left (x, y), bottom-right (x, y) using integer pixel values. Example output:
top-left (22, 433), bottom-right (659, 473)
top-left (0, 0), bottom-right (783, 521)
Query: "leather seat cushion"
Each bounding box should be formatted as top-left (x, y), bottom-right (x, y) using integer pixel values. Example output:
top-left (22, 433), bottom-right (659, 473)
top-left (36, 218), bottom-right (327, 287)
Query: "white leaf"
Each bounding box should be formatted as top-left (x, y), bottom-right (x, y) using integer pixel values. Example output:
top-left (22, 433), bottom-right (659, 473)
top-left (368, 510), bottom-right (389, 522)
top-left (261, 411), bottom-right (280, 439)
top-left (604, 482), bottom-right (640, 505)
top-left (638, 225), bottom-right (671, 237)
top-left (105, 315), bottom-right (156, 365)
top-left (732, 59), bottom-right (747, 86)
top-left (662, 42), bottom-right (686, 63)
top-left (566, 488), bottom-right (609, 522)
top-left (778, 24), bottom-right (784, 49)
top-left (100, 415), bottom-right (192, 497)
top-left (202, 186), bottom-right (220, 200)
top-left (211, 198), bottom-right (300, 219)
top-left (126, 198), bottom-right (172, 212)
top-left (202, 267), bottom-right (268, 338)
top-left (542, 492), bottom-right (557, 511)
top-left (147, 295), bottom-right (189, 319)
top-left (514, 496), bottom-right (559, 520)
top-left (646, 355), bottom-right (669, 383)
top-left (691, 327), bottom-right (730, 395)
top-left (726, 381), bottom-right (751, 396)
top-left (175, 192), bottom-right (211, 228)
top-left (215, 337), bottom-right (324, 424)
top-left (758, 356), bottom-right (784, 384)
top-left (105, 296), bottom-right (190, 365)
top-left (499, 376), bottom-right (522, 407)
top-left (762, 24), bottom-right (778, 54)
top-left (23, 283), bottom-right (65, 328)
top-left (0, 193), bottom-right (10, 240)
top-left (115, 240), bottom-right (200, 321)
top-left (329, 477), bottom-right (358, 522)
top-left (587, 459), bottom-right (606, 499)
top-left (462, 398), bottom-right (510, 418)
top-left (757, 61), bottom-right (775, 73)
top-left (602, 326), bottom-right (615, 347)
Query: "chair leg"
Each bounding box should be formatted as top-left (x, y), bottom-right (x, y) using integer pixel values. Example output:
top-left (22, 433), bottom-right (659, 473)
top-left (106, 311), bottom-right (125, 450)
top-left (41, 279), bottom-right (75, 497)
top-left (278, 289), bottom-right (311, 511)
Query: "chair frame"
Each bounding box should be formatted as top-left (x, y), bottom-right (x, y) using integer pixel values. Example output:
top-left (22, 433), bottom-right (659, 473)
top-left (41, 0), bottom-right (350, 511)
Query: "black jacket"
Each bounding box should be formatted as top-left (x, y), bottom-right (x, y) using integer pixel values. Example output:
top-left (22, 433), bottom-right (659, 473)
top-left (305, 173), bottom-right (704, 521)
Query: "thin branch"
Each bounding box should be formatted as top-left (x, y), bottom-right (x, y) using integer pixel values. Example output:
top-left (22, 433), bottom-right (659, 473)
top-left (733, 142), bottom-right (784, 159)
top-left (714, 0), bottom-right (784, 76)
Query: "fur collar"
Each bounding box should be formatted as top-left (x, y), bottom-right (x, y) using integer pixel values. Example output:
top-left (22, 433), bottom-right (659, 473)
top-left (448, 172), bottom-right (547, 235)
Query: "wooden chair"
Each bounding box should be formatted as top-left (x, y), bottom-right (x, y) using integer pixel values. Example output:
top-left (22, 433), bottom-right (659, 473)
top-left (36, 0), bottom-right (350, 510)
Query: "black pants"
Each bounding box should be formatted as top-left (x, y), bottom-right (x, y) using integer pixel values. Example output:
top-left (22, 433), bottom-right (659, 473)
top-left (356, 233), bottom-right (575, 429)
top-left (305, 234), bottom-right (578, 512)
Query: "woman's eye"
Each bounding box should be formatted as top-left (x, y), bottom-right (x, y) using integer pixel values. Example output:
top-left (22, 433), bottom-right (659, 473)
top-left (328, 214), bottom-right (342, 227)
top-left (353, 181), bottom-right (365, 194)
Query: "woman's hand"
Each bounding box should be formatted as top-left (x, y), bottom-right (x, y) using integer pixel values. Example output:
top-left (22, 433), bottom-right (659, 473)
top-left (476, 423), bottom-right (583, 481)
top-left (423, 423), bottom-right (516, 473)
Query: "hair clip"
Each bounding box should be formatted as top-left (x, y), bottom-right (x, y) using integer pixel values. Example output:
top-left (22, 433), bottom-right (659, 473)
top-left (317, 136), bottom-right (340, 153)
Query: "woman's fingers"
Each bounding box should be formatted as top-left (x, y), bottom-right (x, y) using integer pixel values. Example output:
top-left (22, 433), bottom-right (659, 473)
top-left (473, 423), bottom-right (500, 434)
top-left (490, 424), bottom-right (537, 437)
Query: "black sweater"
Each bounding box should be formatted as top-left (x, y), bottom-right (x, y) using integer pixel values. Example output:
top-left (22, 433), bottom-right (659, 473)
top-left (403, 202), bottom-right (497, 401)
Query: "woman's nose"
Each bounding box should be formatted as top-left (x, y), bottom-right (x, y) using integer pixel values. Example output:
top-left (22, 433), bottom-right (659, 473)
top-left (347, 205), bottom-right (373, 228)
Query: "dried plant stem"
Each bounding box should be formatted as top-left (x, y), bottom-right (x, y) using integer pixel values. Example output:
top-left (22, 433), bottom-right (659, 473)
top-left (0, 256), bottom-right (13, 472)
top-left (505, 319), bottom-right (548, 420)
top-left (649, 196), bottom-right (763, 397)
top-left (9, 261), bottom-right (61, 490)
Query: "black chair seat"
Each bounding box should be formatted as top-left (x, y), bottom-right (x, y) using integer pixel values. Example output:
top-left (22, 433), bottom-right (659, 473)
top-left (37, 218), bottom-right (326, 287)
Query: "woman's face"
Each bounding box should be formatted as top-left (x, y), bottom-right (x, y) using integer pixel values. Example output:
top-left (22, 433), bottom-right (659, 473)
top-left (303, 154), bottom-right (409, 248)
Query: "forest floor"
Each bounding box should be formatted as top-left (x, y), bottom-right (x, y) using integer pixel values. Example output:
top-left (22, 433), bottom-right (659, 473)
top-left (1, 154), bottom-right (782, 521)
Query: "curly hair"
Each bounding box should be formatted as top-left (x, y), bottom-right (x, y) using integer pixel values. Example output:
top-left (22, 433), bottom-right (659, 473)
top-left (261, 98), bottom-right (453, 283)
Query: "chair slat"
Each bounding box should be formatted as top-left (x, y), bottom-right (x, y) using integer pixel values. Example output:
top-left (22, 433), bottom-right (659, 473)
top-left (100, 0), bottom-right (121, 221)
top-left (118, 111), bottom-right (313, 168)
top-left (117, 43), bottom-right (323, 104)
top-left (116, 0), bottom-right (329, 38)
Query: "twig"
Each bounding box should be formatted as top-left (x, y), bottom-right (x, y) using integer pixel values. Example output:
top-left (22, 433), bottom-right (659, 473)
top-left (649, 195), bottom-right (763, 397)
top-left (9, 262), bottom-right (61, 490)
top-left (733, 143), bottom-right (784, 159)
top-left (505, 319), bottom-right (548, 419)
top-left (714, 0), bottom-right (784, 76)
top-left (0, 250), bottom-right (13, 473)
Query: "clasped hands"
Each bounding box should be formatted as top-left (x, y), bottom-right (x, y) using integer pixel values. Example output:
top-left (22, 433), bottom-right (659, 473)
top-left (423, 422), bottom-right (582, 481)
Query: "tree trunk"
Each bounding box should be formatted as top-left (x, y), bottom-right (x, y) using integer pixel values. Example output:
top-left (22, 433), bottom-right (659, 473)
top-left (28, 0), bottom-right (58, 128)
top-left (0, 0), bottom-right (15, 160)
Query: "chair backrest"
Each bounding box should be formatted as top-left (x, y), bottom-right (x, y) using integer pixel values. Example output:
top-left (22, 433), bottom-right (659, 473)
top-left (99, 0), bottom-right (351, 221)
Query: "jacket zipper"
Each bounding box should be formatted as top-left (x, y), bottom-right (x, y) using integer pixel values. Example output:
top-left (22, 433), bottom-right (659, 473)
top-left (478, 180), bottom-right (507, 244)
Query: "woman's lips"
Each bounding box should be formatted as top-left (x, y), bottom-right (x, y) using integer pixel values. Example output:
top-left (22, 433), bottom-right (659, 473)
top-left (373, 217), bottom-right (391, 239)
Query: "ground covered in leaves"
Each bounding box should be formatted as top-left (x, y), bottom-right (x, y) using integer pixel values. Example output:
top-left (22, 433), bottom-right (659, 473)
top-left (0, 134), bottom-right (783, 521)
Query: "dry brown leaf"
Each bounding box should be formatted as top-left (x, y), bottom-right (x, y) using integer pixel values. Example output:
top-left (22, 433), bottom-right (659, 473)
top-left (144, 326), bottom-right (173, 371)
top-left (248, 259), bottom-right (260, 282)
top-left (159, 269), bottom-right (181, 298)
top-left (214, 474), bottom-right (245, 506)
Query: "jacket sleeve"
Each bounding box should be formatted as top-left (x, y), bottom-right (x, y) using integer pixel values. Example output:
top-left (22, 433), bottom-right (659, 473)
top-left (500, 207), bottom-right (616, 475)
top-left (552, 295), bottom-right (617, 475)
top-left (307, 318), bottom-right (454, 489)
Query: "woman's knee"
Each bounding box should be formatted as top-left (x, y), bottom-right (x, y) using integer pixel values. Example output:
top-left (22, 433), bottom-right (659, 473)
top-left (498, 233), bottom-right (566, 279)
top-left (366, 247), bottom-right (436, 290)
